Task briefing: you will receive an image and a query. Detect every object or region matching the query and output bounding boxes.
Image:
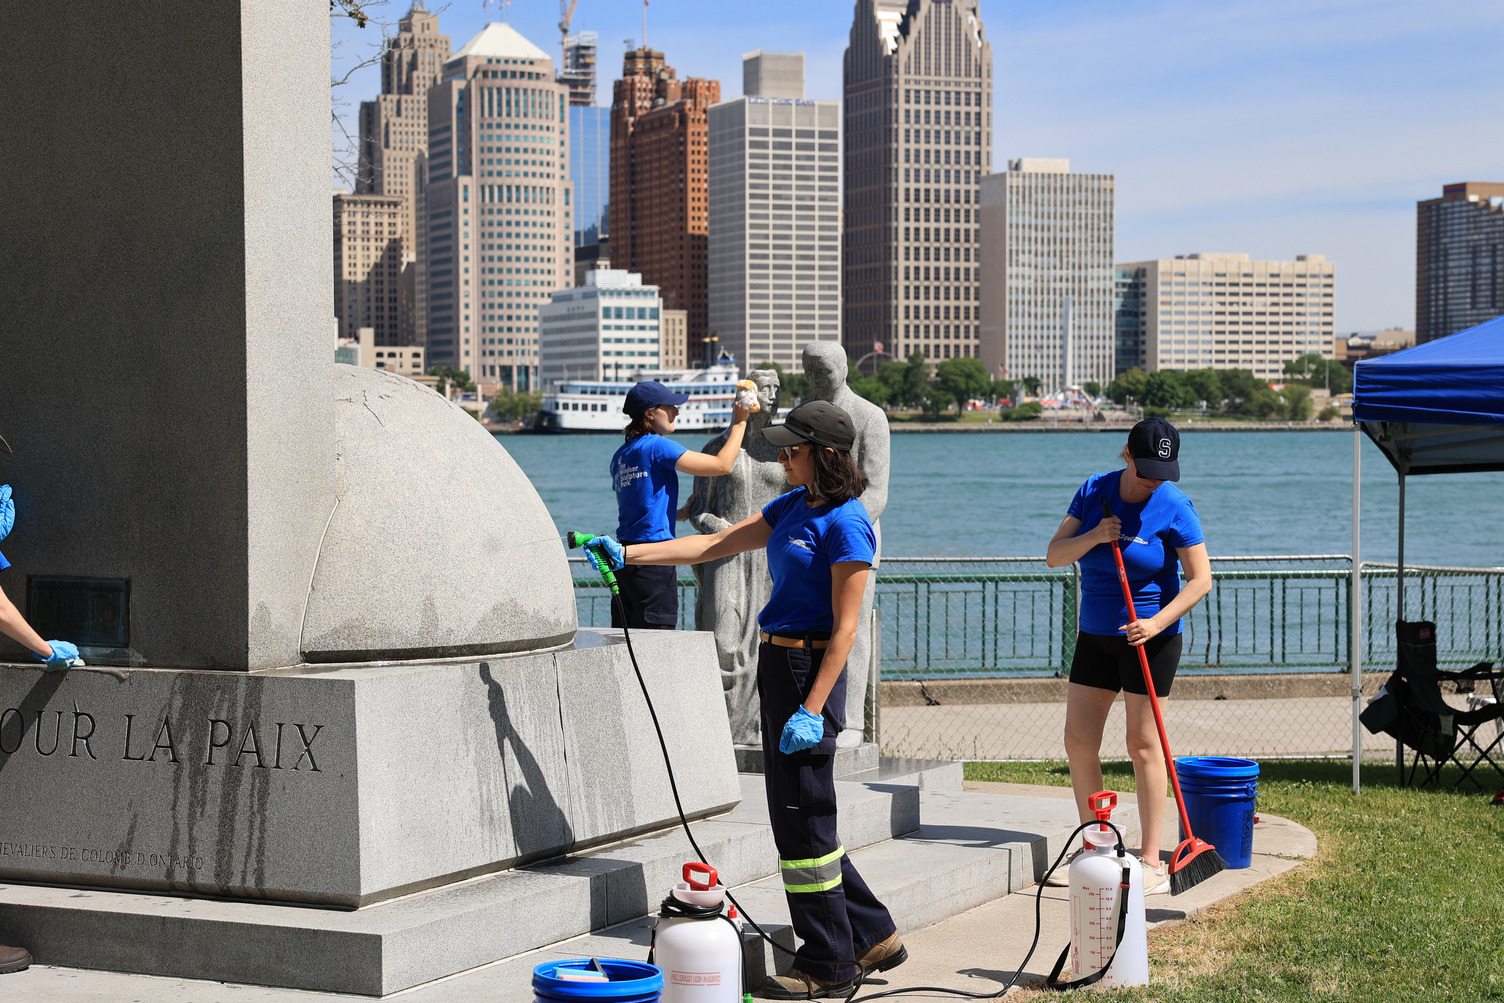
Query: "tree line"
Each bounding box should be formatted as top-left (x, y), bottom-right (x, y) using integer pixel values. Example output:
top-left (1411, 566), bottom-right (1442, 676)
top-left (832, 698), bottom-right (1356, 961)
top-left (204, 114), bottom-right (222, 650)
top-left (1106, 354), bottom-right (1349, 421)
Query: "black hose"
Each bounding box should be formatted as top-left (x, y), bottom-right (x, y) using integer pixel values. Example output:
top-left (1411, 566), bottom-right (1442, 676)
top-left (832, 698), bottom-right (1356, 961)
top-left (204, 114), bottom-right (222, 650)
top-left (609, 588), bottom-right (1124, 1000)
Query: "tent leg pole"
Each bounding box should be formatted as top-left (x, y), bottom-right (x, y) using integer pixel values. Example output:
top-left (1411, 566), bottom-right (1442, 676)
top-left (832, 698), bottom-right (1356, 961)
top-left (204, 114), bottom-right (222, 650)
top-left (1352, 425), bottom-right (1363, 795)
top-left (1396, 470), bottom-right (1406, 776)
top-left (1397, 472), bottom-right (1406, 620)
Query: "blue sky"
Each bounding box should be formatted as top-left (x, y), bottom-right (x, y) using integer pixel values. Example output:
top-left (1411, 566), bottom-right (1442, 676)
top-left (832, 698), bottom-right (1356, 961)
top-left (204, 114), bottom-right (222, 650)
top-left (333, 0), bottom-right (1504, 332)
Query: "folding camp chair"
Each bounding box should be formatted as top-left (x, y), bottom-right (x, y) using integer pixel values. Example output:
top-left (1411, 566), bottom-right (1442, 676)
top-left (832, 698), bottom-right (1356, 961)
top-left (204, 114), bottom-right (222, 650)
top-left (1360, 620), bottom-right (1504, 789)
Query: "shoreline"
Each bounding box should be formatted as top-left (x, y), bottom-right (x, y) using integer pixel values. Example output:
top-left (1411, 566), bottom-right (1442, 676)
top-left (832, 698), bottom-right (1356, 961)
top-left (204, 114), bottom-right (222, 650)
top-left (886, 421), bottom-right (1352, 433)
top-left (500, 421), bottom-right (1354, 436)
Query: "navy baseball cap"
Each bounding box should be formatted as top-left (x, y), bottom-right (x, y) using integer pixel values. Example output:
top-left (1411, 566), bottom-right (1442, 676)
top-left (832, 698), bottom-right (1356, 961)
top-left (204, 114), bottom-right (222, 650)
top-left (764, 400), bottom-right (856, 451)
top-left (1127, 417), bottom-right (1180, 481)
top-left (623, 381), bottom-right (690, 418)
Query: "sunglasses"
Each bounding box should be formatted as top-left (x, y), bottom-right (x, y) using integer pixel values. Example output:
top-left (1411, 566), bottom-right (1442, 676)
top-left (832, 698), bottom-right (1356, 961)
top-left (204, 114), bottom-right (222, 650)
top-left (778, 443), bottom-right (808, 459)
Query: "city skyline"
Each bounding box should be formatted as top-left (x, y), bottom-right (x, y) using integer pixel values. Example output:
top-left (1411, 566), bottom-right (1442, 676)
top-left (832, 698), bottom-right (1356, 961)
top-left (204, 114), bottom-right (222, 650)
top-left (333, 0), bottom-right (1504, 336)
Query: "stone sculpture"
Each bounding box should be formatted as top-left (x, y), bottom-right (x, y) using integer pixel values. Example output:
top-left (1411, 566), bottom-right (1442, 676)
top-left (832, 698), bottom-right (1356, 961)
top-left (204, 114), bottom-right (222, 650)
top-left (681, 369), bottom-right (786, 747)
top-left (802, 341), bottom-right (891, 748)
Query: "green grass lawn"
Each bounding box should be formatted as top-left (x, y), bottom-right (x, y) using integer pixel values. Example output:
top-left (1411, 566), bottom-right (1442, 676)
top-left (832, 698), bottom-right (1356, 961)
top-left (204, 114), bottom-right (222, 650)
top-left (964, 760), bottom-right (1504, 1002)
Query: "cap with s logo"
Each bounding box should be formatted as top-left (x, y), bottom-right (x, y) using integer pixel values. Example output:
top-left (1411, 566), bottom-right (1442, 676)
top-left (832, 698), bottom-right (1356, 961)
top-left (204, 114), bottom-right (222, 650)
top-left (1127, 417), bottom-right (1180, 482)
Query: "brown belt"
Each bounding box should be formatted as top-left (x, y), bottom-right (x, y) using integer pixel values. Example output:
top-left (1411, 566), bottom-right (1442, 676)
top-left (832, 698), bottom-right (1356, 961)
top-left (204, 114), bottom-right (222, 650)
top-left (759, 630), bottom-right (829, 649)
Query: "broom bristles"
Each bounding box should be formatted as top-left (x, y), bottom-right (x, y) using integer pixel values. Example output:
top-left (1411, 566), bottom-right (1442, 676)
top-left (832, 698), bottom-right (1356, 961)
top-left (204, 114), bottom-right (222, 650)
top-left (1168, 838), bottom-right (1227, 896)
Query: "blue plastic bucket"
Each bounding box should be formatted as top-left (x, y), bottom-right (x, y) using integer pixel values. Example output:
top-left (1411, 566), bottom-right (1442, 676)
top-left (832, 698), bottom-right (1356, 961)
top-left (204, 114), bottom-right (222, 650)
top-left (533, 959), bottom-right (664, 1003)
top-left (1175, 756), bottom-right (1259, 869)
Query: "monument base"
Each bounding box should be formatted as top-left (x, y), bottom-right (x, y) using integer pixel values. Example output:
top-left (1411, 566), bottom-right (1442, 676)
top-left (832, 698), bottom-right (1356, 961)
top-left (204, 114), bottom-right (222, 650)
top-left (0, 629), bottom-right (738, 909)
top-left (733, 741), bottom-right (880, 778)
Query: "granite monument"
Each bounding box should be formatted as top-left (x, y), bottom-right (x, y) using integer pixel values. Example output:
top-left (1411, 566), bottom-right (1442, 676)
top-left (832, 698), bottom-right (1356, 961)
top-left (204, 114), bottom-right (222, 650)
top-left (0, 3), bottom-right (739, 992)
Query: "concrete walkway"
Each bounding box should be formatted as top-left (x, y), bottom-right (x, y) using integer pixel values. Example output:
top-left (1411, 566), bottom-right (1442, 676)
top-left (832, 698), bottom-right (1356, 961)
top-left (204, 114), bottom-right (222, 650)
top-left (881, 697), bottom-right (1375, 760)
top-left (0, 782), bottom-right (1316, 1002)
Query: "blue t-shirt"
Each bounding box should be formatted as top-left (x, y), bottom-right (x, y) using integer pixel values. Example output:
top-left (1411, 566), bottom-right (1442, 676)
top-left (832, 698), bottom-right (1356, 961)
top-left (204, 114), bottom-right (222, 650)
top-left (758, 488), bottom-right (876, 634)
top-left (1067, 471), bottom-right (1204, 637)
top-left (612, 434), bottom-right (689, 543)
top-left (0, 549), bottom-right (8, 573)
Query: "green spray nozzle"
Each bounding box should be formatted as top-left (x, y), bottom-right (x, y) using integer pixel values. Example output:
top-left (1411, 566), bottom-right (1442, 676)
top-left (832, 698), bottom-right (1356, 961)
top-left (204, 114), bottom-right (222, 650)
top-left (567, 531), bottom-right (621, 596)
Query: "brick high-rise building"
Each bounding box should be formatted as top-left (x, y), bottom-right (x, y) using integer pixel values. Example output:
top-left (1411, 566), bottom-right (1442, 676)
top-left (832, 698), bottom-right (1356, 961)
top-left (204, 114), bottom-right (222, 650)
top-left (425, 23), bottom-right (573, 391)
top-left (358, 2), bottom-right (451, 346)
top-left (1416, 181), bottom-right (1504, 344)
top-left (334, 193), bottom-right (406, 343)
top-left (844, 0), bottom-right (992, 371)
top-left (611, 49), bottom-right (719, 359)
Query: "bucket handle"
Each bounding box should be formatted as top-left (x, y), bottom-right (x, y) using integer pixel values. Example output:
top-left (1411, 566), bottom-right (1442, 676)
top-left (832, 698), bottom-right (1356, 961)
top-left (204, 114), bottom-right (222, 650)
top-left (684, 861), bottom-right (718, 890)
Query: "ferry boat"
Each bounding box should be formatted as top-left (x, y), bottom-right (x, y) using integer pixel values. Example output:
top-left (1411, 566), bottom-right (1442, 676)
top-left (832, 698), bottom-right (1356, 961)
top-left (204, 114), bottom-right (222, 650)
top-left (536, 358), bottom-right (742, 433)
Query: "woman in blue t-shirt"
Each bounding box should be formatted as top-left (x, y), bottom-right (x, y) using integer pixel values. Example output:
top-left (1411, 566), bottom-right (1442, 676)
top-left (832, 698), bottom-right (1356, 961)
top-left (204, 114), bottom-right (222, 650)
top-left (589, 400), bottom-right (904, 999)
top-left (1044, 418), bottom-right (1212, 894)
top-left (608, 381), bottom-right (750, 630)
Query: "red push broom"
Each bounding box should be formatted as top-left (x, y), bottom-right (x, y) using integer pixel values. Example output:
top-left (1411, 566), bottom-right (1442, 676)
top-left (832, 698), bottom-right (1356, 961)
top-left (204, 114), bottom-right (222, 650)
top-left (1101, 497), bottom-right (1226, 895)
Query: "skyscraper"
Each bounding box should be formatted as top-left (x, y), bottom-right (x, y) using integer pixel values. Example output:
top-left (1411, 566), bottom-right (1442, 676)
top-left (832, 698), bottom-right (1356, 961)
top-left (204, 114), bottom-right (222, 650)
top-left (979, 159), bottom-right (1115, 390)
top-left (357, 2), bottom-right (451, 345)
top-left (1113, 252), bottom-right (1335, 382)
top-left (559, 31), bottom-right (599, 108)
top-left (611, 49), bottom-right (720, 359)
top-left (1416, 182), bottom-right (1504, 344)
top-left (334, 193), bottom-right (405, 342)
top-left (425, 23), bottom-right (573, 391)
top-left (708, 52), bottom-right (841, 374)
top-left (844, 0), bottom-right (992, 370)
top-left (560, 30), bottom-right (610, 286)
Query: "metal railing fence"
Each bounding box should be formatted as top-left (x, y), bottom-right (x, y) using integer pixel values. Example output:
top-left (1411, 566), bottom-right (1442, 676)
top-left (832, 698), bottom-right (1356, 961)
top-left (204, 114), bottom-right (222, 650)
top-left (568, 557), bottom-right (1504, 760)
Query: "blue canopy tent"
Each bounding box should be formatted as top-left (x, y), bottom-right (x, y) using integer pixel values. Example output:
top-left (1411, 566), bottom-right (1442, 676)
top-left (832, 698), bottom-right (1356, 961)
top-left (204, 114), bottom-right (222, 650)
top-left (1350, 312), bottom-right (1504, 790)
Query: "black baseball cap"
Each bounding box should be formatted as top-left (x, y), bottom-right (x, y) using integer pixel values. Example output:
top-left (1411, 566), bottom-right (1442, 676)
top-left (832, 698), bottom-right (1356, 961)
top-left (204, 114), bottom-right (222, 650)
top-left (764, 400), bottom-right (855, 451)
top-left (1127, 417), bottom-right (1180, 481)
top-left (623, 380), bottom-right (690, 418)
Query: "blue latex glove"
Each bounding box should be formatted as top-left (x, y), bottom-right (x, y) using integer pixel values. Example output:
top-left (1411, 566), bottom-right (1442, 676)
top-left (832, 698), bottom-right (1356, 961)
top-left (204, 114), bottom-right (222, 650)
top-left (0, 485), bottom-right (12, 542)
top-left (584, 535), bottom-right (625, 572)
top-left (34, 640), bottom-right (79, 671)
top-left (779, 706), bottom-right (825, 754)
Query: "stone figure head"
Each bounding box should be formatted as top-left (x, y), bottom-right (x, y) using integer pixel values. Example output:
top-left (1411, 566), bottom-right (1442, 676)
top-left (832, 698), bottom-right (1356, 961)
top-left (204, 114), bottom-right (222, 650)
top-left (750, 368), bottom-right (781, 417)
top-left (802, 341), bottom-right (849, 401)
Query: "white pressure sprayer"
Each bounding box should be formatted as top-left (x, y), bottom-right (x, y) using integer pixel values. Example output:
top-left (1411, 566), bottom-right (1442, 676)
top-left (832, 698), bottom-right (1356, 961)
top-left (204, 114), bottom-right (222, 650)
top-left (1047, 791), bottom-right (1148, 990)
top-left (650, 862), bottom-right (745, 1003)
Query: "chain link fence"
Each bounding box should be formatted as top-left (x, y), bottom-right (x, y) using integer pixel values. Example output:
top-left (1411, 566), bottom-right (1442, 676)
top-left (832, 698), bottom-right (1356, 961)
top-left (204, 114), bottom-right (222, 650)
top-left (569, 557), bottom-right (1504, 762)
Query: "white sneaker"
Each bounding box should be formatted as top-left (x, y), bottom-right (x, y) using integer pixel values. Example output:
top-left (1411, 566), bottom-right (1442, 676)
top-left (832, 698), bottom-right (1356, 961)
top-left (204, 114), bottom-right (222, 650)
top-left (1043, 848), bottom-right (1081, 886)
top-left (1142, 865), bottom-right (1171, 895)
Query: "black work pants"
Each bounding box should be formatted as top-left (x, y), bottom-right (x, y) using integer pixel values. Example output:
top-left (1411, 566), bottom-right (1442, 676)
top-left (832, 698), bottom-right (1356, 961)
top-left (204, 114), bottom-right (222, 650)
top-left (757, 640), bottom-right (896, 982)
top-left (610, 562), bottom-right (678, 630)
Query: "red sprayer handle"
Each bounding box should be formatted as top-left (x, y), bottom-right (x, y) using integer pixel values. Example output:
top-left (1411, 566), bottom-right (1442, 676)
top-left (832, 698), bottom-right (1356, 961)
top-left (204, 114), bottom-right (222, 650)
top-left (1100, 497), bottom-right (1198, 842)
top-left (683, 861), bottom-right (718, 890)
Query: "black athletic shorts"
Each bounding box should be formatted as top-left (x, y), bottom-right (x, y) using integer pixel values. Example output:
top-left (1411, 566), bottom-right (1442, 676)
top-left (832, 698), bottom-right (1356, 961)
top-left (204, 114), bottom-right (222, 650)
top-left (1069, 631), bottom-right (1183, 696)
top-left (610, 562), bottom-right (679, 630)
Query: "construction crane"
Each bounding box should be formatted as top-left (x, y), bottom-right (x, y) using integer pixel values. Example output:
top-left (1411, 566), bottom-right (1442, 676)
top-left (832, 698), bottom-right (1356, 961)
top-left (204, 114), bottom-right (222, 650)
top-left (559, 0), bottom-right (580, 68)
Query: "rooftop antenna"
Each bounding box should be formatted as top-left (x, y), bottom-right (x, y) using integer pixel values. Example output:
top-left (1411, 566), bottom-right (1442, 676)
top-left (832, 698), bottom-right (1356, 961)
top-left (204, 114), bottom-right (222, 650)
top-left (642, 0), bottom-right (649, 49)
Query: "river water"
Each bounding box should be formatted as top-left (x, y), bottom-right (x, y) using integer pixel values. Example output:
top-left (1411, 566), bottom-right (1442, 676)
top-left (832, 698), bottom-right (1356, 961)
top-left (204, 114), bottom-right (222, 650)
top-left (501, 429), bottom-right (1504, 567)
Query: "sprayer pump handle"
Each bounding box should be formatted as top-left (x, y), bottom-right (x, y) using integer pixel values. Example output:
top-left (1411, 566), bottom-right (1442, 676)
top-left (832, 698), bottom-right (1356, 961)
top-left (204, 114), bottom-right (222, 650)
top-left (1089, 790), bottom-right (1117, 819)
top-left (684, 861), bottom-right (718, 890)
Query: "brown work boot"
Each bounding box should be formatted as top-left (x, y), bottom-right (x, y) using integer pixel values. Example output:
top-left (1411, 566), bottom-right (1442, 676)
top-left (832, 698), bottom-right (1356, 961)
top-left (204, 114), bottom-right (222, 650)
top-left (0, 943), bottom-right (31, 974)
top-left (856, 931), bottom-right (908, 974)
top-left (758, 969), bottom-right (858, 999)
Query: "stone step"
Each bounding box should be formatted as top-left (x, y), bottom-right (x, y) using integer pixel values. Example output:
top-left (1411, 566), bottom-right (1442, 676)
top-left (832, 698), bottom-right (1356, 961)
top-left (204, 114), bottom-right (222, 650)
top-left (842, 756), bottom-right (964, 791)
top-left (425, 789), bottom-right (1143, 1001)
top-left (0, 774), bottom-right (920, 997)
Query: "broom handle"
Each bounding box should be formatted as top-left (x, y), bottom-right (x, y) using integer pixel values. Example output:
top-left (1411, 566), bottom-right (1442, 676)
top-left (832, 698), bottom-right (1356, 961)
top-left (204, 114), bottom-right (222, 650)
top-left (1105, 520), bottom-right (1198, 841)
